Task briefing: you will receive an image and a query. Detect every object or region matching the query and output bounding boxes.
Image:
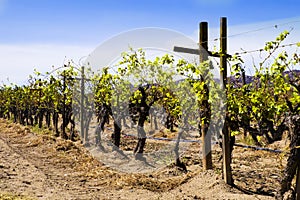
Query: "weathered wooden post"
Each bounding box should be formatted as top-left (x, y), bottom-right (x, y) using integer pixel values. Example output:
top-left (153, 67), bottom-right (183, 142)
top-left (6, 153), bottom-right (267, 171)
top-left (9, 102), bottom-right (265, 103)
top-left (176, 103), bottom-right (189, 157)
top-left (220, 17), bottom-right (233, 185)
top-left (173, 22), bottom-right (214, 171)
top-left (38, 80), bottom-right (43, 129)
top-left (62, 70), bottom-right (67, 139)
top-left (174, 18), bottom-right (233, 177)
top-left (80, 66), bottom-right (86, 143)
top-left (199, 22), bottom-right (213, 170)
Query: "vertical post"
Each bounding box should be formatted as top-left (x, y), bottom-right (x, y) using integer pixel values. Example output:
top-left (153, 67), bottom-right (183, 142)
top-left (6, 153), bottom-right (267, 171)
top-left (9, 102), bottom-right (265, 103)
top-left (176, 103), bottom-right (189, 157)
top-left (38, 80), bottom-right (43, 129)
top-left (220, 17), bottom-right (233, 185)
top-left (296, 166), bottom-right (300, 200)
top-left (62, 71), bottom-right (66, 139)
top-left (199, 22), bottom-right (213, 170)
top-left (199, 22), bottom-right (208, 60)
top-left (80, 66), bottom-right (86, 143)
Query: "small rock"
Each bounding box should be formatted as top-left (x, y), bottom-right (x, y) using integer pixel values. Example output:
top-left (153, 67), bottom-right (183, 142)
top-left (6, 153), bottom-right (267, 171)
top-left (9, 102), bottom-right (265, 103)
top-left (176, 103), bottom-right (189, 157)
top-left (283, 190), bottom-right (295, 200)
top-left (22, 180), bottom-right (31, 185)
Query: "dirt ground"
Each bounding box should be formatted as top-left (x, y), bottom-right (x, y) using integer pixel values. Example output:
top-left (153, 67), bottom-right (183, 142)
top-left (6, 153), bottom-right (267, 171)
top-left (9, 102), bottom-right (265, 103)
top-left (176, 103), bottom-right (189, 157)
top-left (0, 118), bottom-right (288, 199)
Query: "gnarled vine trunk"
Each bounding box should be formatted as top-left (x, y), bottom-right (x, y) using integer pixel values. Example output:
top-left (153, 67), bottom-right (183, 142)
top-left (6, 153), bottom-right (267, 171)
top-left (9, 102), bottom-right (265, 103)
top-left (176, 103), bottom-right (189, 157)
top-left (276, 116), bottom-right (300, 199)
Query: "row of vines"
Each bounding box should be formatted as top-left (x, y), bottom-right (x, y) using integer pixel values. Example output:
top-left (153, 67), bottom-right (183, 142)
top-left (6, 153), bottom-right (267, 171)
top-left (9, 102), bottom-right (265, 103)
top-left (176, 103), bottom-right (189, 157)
top-left (0, 31), bottom-right (299, 198)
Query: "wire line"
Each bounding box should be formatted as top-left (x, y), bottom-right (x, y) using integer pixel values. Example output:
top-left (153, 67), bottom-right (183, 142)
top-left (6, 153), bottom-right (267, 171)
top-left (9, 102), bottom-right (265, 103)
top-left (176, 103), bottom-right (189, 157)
top-left (211, 19), bottom-right (300, 42)
top-left (234, 42), bottom-right (299, 56)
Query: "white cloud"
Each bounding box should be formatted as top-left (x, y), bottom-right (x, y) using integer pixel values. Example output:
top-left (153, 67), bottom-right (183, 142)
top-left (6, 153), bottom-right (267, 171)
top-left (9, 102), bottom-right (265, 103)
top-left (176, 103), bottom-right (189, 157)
top-left (86, 27), bottom-right (200, 72)
top-left (0, 28), bottom-right (202, 86)
top-left (1, 17), bottom-right (299, 85)
top-left (0, 44), bottom-right (93, 85)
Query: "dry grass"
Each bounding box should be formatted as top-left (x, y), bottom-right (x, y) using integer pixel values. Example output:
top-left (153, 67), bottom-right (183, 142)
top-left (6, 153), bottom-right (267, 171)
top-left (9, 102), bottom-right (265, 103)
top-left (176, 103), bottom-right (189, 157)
top-left (0, 118), bottom-right (289, 199)
top-left (0, 193), bottom-right (35, 200)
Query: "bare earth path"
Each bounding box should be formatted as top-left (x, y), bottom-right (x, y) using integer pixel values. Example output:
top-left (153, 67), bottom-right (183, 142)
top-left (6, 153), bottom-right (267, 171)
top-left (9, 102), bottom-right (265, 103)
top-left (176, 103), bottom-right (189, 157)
top-left (0, 118), bottom-right (278, 199)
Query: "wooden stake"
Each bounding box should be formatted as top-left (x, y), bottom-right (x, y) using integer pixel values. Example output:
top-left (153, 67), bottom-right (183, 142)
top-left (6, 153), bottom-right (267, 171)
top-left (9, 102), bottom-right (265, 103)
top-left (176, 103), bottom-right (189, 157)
top-left (62, 71), bottom-right (67, 139)
top-left (220, 17), bottom-right (233, 185)
top-left (174, 19), bottom-right (232, 174)
top-left (81, 66), bottom-right (86, 143)
top-left (199, 22), bottom-right (213, 170)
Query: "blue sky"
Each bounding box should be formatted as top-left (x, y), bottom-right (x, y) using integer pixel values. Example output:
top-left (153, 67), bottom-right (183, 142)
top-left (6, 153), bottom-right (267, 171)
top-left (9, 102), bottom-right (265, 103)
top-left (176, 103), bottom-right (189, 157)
top-left (0, 0), bottom-right (300, 84)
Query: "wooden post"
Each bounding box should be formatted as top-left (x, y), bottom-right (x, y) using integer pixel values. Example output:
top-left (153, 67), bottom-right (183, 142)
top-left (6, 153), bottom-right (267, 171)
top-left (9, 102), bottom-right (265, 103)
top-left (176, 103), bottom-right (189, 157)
top-left (62, 71), bottom-right (67, 139)
top-left (38, 80), bottom-right (43, 129)
top-left (296, 166), bottom-right (300, 200)
top-left (220, 17), bottom-right (233, 185)
top-left (80, 66), bottom-right (86, 143)
top-left (199, 22), bottom-right (213, 170)
top-left (173, 18), bottom-right (232, 174)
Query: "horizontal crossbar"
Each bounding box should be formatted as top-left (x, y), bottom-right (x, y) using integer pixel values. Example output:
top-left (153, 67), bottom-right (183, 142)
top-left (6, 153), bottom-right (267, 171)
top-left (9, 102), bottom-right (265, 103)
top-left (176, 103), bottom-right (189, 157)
top-left (173, 46), bottom-right (231, 58)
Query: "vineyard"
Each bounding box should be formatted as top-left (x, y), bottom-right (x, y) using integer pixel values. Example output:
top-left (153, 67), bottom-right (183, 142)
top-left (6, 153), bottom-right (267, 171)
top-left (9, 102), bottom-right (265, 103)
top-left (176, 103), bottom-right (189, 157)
top-left (1, 22), bottom-right (300, 199)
